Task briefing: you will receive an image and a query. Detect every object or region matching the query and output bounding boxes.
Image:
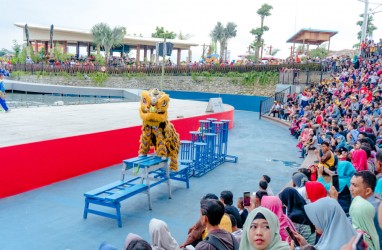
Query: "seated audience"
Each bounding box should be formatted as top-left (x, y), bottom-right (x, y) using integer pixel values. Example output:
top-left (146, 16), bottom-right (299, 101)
top-left (228, 214), bottom-right (242, 247)
top-left (195, 199), bottom-right (238, 250)
top-left (317, 161), bottom-right (355, 215)
top-left (349, 196), bottom-right (380, 250)
top-left (261, 175), bottom-right (274, 195)
top-left (220, 190), bottom-right (243, 228)
top-left (180, 193), bottom-right (232, 248)
top-left (293, 197), bottom-right (356, 249)
top-left (260, 196), bottom-right (296, 241)
top-left (240, 207), bottom-right (290, 250)
top-left (125, 233), bottom-right (152, 250)
top-left (279, 187), bottom-right (316, 245)
top-left (305, 181), bottom-right (327, 203)
top-left (236, 197), bottom-right (248, 225)
top-left (149, 218), bottom-right (180, 250)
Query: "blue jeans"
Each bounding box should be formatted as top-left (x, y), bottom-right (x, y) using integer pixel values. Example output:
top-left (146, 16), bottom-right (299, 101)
top-left (0, 98), bottom-right (9, 111)
top-left (301, 147), bottom-right (306, 158)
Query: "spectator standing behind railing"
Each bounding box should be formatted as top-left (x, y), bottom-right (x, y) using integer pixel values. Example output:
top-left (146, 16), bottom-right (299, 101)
top-left (25, 56), bottom-right (33, 64)
top-left (0, 73), bottom-right (10, 112)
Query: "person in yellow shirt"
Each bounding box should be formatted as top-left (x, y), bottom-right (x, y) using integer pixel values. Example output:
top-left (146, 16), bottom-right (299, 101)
top-left (179, 193), bottom-right (232, 248)
top-left (315, 141), bottom-right (335, 171)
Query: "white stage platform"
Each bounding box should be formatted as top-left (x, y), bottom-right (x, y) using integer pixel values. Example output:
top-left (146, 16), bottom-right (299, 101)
top-left (0, 99), bottom-right (231, 147)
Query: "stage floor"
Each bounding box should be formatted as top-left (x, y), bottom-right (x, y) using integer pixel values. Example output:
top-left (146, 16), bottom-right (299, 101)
top-left (0, 110), bottom-right (303, 250)
top-left (0, 99), bottom-right (230, 147)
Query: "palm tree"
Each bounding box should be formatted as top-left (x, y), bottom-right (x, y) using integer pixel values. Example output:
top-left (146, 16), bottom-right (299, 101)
top-left (224, 22), bottom-right (237, 61)
top-left (210, 22), bottom-right (225, 61)
top-left (91, 23), bottom-right (126, 64)
top-left (250, 4), bottom-right (273, 59)
top-left (210, 22), bottom-right (237, 62)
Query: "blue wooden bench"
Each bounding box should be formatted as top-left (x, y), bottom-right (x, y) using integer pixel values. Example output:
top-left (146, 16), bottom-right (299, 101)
top-left (84, 155), bottom-right (172, 227)
top-left (83, 180), bottom-right (148, 227)
top-left (152, 164), bottom-right (191, 189)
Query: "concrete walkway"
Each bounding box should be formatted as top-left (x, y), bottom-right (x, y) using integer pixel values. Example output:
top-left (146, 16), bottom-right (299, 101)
top-left (0, 110), bottom-right (301, 250)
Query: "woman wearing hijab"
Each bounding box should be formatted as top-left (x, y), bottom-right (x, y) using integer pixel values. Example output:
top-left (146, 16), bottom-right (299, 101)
top-left (350, 196), bottom-right (380, 250)
top-left (293, 197), bottom-right (356, 249)
top-left (375, 178), bottom-right (382, 197)
top-left (125, 233), bottom-right (152, 250)
top-left (149, 218), bottom-right (180, 250)
top-left (352, 148), bottom-right (369, 171)
top-left (335, 134), bottom-right (349, 150)
top-left (317, 161), bottom-right (355, 215)
top-left (239, 207), bottom-right (289, 250)
top-left (291, 172), bottom-right (309, 202)
top-left (305, 181), bottom-right (327, 203)
top-left (260, 196), bottom-right (296, 241)
top-left (279, 188), bottom-right (316, 245)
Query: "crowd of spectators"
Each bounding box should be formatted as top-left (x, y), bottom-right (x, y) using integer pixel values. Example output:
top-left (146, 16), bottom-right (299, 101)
top-left (265, 49), bottom-right (382, 249)
top-left (63, 47), bottom-right (382, 249)
top-left (5, 39), bottom-right (382, 250)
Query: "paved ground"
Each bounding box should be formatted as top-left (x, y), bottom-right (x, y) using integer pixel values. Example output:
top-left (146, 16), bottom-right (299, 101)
top-left (0, 110), bottom-right (301, 250)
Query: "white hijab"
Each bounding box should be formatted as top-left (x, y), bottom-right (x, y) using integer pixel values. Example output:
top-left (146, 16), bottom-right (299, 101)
top-left (149, 218), bottom-right (180, 250)
top-left (124, 233), bottom-right (144, 249)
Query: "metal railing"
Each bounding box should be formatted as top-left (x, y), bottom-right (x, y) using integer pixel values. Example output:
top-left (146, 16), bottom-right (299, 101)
top-left (5, 91), bottom-right (129, 108)
top-left (9, 62), bottom-right (328, 76)
top-left (259, 86), bottom-right (291, 119)
top-left (278, 69), bottom-right (332, 85)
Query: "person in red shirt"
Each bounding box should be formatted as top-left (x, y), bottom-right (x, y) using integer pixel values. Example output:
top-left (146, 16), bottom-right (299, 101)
top-left (359, 83), bottom-right (368, 96)
top-left (315, 110), bottom-right (323, 125)
top-left (365, 90), bottom-right (373, 103)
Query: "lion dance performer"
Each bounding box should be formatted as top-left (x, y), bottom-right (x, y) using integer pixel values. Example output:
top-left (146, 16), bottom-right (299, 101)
top-left (139, 88), bottom-right (180, 171)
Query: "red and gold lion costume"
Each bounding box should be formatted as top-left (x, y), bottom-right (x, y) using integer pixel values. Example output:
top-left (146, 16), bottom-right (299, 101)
top-left (138, 88), bottom-right (180, 171)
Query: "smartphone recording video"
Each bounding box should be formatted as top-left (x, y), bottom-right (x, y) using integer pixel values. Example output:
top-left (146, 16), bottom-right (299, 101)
top-left (332, 174), bottom-right (339, 192)
top-left (243, 192), bottom-right (251, 207)
top-left (352, 232), bottom-right (365, 250)
top-left (285, 226), bottom-right (300, 247)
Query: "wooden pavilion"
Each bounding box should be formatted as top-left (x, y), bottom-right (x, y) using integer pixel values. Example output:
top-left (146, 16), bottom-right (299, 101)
top-left (286, 28), bottom-right (338, 57)
top-left (15, 23), bottom-right (198, 65)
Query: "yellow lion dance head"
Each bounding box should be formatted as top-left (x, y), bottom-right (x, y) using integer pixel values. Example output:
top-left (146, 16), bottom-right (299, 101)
top-left (139, 88), bottom-right (170, 127)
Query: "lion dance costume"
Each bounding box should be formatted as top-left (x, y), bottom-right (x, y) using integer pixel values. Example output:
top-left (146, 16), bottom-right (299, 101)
top-left (139, 88), bottom-right (180, 171)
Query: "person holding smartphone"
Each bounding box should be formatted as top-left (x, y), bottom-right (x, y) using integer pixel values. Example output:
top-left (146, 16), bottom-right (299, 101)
top-left (317, 161), bottom-right (355, 215)
top-left (290, 197), bottom-right (356, 249)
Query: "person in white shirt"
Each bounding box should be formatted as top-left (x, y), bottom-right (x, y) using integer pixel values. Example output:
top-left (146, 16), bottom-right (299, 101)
top-left (261, 175), bottom-right (274, 196)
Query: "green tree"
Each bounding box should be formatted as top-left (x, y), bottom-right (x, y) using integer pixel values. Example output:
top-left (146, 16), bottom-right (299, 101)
top-left (151, 26), bottom-right (176, 39)
top-left (250, 3), bottom-right (273, 59)
top-left (210, 22), bottom-right (237, 62)
top-left (224, 22), bottom-right (237, 61)
top-left (271, 48), bottom-right (280, 56)
top-left (308, 44), bottom-right (329, 59)
top-left (356, 13), bottom-right (377, 42)
top-left (91, 23), bottom-right (126, 64)
top-left (0, 48), bottom-right (12, 57)
top-left (12, 40), bottom-right (21, 58)
top-left (177, 31), bottom-right (192, 40)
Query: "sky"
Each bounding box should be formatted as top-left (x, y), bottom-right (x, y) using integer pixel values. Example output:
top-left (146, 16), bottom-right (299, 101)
top-left (1, 0), bottom-right (382, 62)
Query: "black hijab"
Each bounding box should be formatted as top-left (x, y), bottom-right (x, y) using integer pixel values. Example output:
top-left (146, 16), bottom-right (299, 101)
top-left (279, 187), bottom-right (315, 233)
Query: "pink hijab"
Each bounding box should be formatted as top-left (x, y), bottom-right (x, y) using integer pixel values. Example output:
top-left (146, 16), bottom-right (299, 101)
top-left (261, 196), bottom-right (296, 241)
top-left (352, 149), bottom-right (368, 172)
